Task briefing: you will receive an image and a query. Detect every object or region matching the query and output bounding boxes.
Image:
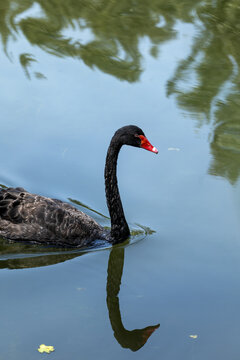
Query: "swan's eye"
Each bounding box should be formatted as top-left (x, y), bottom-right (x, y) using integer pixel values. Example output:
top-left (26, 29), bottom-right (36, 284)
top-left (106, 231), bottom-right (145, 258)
top-left (135, 134), bottom-right (158, 154)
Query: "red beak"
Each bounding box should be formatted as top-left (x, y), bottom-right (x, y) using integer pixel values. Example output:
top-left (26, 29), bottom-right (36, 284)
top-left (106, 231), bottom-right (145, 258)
top-left (138, 135), bottom-right (158, 154)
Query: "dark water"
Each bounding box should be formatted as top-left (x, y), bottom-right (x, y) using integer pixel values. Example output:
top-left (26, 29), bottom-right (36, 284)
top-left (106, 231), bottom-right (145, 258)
top-left (1, 0), bottom-right (240, 359)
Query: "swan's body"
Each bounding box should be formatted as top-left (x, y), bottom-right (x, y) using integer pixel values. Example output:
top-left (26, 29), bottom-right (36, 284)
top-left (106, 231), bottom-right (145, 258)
top-left (0, 126), bottom-right (157, 247)
top-left (0, 187), bottom-right (105, 246)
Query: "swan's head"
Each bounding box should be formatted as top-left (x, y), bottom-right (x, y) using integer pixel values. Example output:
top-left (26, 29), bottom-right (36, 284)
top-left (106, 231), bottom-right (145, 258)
top-left (114, 125), bottom-right (158, 154)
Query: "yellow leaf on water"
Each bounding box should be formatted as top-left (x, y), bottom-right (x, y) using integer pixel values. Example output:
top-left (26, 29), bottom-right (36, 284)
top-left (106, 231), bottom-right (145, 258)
top-left (189, 335), bottom-right (198, 339)
top-left (38, 344), bottom-right (55, 353)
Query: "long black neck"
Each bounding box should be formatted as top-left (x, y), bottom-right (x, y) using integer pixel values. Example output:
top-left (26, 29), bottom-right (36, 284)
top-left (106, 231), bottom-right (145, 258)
top-left (104, 137), bottom-right (130, 243)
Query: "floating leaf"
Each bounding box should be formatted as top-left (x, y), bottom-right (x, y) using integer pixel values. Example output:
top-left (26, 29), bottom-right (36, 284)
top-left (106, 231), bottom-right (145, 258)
top-left (189, 335), bottom-right (198, 339)
top-left (38, 344), bottom-right (55, 353)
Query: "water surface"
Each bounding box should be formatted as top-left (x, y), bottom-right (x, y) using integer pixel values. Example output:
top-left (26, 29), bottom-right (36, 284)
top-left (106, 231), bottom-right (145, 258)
top-left (1, 0), bottom-right (240, 359)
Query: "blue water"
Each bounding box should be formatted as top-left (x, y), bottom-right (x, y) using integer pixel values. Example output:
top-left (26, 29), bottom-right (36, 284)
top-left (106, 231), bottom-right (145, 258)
top-left (1, 1), bottom-right (240, 359)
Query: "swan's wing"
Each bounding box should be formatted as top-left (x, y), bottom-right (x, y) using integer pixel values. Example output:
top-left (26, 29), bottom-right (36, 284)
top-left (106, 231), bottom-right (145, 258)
top-left (0, 188), bottom-right (103, 245)
top-left (0, 187), bottom-right (64, 225)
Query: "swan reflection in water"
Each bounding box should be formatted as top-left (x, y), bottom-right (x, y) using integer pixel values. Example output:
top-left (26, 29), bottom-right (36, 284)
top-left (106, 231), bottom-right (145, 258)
top-left (0, 238), bottom-right (159, 351)
top-left (107, 247), bottom-right (159, 351)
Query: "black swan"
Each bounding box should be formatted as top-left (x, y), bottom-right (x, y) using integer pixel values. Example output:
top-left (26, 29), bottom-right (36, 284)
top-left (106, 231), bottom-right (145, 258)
top-left (0, 126), bottom-right (158, 247)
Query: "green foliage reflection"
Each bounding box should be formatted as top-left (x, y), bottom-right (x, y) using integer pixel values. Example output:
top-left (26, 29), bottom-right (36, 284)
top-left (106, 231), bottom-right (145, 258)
top-left (2, 0), bottom-right (240, 183)
top-left (1, 0), bottom-right (178, 81)
top-left (167, 0), bottom-right (240, 184)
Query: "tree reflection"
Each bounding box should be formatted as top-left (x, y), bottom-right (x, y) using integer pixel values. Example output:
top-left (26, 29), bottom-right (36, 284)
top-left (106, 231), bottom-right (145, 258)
top-left (209, 96), bottom-right (240, 184)
top-left (0, 0), bottom-right (178, 81)
top-left (167, 0), bottom-right (240, 184)
top-left (2, 0), bottom-right (239, 183)
top-left (0, 239), bottom-right (159, 350)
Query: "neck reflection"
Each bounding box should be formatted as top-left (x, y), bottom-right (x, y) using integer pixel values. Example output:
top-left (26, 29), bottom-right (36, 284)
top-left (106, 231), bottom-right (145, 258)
top-left (106, 247), bottom-right (159, 351)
